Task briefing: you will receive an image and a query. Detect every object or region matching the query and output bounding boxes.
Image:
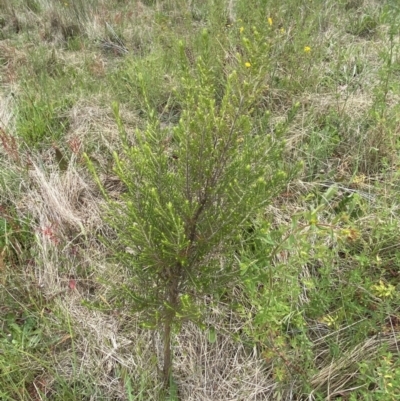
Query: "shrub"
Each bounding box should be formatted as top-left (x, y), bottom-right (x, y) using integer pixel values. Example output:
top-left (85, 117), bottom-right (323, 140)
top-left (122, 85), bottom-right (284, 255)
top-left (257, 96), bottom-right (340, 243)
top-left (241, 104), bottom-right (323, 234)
top-left (86, 29), bottom-right (293, 389)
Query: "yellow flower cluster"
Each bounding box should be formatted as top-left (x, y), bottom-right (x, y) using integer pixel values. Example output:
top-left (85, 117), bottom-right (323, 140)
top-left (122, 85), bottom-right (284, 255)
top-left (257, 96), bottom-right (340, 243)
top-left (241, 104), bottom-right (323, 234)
top-left (372, 280), bottom-right (396, 298)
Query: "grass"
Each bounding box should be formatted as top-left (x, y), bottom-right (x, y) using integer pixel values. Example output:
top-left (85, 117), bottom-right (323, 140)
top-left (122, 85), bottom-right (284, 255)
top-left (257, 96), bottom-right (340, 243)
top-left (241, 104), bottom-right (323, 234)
top-left (1, 0), bottom-right (400, 399)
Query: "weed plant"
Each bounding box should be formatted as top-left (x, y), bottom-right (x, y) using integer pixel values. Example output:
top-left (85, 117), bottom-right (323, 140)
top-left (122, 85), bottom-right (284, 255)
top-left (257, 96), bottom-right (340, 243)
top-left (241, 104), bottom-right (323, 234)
top-left (87, 29), bottom-right (293, 386)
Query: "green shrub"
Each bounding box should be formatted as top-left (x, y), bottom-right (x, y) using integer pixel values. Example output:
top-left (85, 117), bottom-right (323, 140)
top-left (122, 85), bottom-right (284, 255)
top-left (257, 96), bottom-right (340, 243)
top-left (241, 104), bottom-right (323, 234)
top-left (87, 29), bottom-right (293, 389)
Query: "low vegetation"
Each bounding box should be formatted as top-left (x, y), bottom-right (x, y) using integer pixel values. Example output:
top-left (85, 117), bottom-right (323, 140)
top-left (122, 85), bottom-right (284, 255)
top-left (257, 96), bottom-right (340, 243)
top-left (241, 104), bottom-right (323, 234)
top-left (1, 0), bottom-right (400, 400)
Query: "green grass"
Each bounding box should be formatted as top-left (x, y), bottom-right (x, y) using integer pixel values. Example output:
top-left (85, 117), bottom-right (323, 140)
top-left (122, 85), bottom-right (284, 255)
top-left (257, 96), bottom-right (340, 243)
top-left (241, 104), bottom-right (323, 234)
top-left (1, 0), bottom-right (400, 399)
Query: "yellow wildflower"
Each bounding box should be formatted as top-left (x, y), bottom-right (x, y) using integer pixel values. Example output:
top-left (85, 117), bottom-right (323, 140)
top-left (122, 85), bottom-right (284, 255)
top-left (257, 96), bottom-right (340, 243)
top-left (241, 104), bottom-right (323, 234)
top-left (319, 313), bottom-right (340, 329)
top-left (245, 62), bottom-right (251, 68)
top-left (304, 46), bottom-right (311, 53)
top-left (240, 26), bottom-right (244, 34)
top-left (372, 280), bottom-right (395, 298)
top-left (280, 27), bottom-right (285, 34)
top-left (268, 17), bottom-right (273, 26)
